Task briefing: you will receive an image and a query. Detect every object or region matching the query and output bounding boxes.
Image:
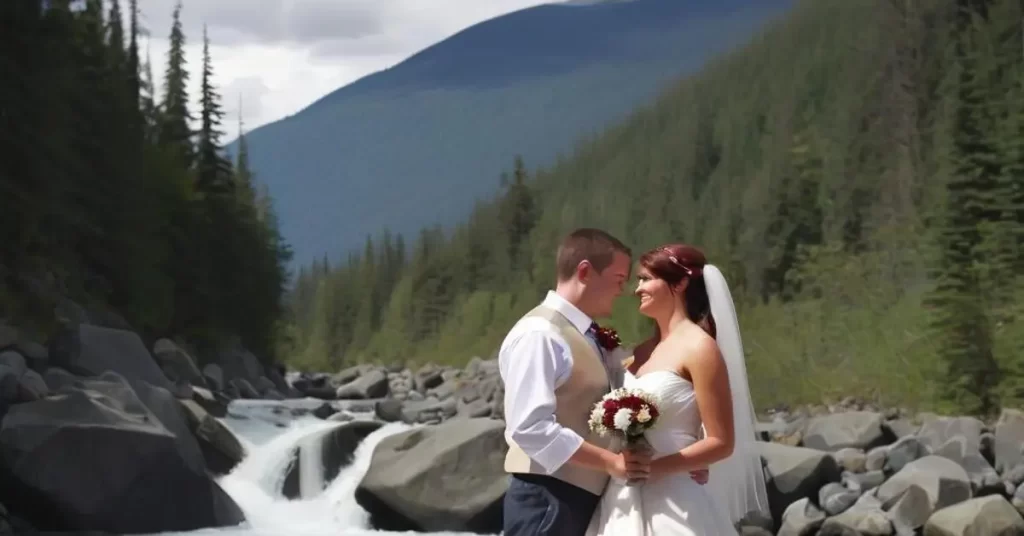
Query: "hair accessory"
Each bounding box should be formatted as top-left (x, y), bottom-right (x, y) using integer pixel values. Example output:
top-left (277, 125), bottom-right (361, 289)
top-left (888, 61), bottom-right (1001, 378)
top-left (668, 254), bottom-right (689, 272)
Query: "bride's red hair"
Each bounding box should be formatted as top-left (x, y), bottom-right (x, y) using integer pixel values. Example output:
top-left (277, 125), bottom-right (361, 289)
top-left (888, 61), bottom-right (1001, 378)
top-left (638, 244), bottom-right (716, 339)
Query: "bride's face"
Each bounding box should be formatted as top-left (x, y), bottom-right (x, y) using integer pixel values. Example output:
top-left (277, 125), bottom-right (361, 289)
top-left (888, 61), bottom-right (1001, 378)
top-left (634, 266), bottom-right (674, 317)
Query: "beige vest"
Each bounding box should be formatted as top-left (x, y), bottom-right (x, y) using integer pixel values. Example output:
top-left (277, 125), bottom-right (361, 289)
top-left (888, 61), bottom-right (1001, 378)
top-left (504, 304), bottom-right (613, 495)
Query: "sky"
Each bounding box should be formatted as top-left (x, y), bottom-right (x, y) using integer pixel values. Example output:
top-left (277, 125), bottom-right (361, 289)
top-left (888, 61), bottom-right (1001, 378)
top-left (139, 0), bottom-right (557, 142)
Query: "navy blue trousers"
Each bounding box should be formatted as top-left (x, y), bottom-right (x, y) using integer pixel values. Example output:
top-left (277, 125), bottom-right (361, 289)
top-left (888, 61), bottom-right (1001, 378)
top-left (503, 473), bottom-right (601, 536)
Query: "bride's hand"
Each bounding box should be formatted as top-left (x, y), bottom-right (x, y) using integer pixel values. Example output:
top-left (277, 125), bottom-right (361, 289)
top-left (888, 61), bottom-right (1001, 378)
top-left (644, 458), bottom-right (705, 484)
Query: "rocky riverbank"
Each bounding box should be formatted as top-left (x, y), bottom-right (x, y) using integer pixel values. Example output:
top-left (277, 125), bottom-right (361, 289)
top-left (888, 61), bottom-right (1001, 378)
top-left (0, 317), bottom-right (279, 534)
top-left (296, 361), bottom-right (1024, 535)
top-left (4, 314), bottom-right (1024, 535)
top-left (288, 358), bottom-right (504, 424)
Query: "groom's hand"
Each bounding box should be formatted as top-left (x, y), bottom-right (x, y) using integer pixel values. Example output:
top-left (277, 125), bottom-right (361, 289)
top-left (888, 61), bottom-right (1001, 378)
top-left (605, 451), bottom-right (651, 481)
top-left (622, 449), bottom-right (652, 481)
top-left (689, 468), bottom-right (709, 485)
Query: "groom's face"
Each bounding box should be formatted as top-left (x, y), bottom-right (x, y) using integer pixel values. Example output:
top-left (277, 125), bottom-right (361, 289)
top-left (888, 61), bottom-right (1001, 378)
top-left (584, 251), bottom-right (631, 317)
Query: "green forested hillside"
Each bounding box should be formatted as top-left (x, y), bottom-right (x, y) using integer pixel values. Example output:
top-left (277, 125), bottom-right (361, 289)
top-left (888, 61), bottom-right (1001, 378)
top-left (0, 0), bottom-right (290, 364)
top-left (285, 0), bottom-right (1024, 416)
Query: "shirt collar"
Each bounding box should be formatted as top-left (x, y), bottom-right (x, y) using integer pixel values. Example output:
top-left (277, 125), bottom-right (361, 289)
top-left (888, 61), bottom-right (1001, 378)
top-left (542, 290), bottom-right (594, 336)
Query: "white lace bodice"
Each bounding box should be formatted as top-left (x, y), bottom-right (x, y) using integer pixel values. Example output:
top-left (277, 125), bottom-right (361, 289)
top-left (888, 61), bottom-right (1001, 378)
top-left (625, 370), bottom-right (702, 458)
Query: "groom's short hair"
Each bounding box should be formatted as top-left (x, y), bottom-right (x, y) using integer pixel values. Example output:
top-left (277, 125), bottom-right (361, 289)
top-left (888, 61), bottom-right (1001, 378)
top-left (556, 228), bottom-right (631, 281)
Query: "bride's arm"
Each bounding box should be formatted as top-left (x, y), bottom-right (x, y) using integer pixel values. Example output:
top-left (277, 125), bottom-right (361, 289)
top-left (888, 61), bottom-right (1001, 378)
top-left (651, 339), bottom-right (735, 475)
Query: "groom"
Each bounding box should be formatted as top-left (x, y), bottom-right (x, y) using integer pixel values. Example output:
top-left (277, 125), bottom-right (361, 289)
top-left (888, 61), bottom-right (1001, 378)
top-left (499, 228), bottom-right (708, 536)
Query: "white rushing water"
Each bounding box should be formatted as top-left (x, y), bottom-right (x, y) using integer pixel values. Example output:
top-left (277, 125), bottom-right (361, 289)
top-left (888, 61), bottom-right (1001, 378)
top-left (159, 400), bottom-right (491, 536)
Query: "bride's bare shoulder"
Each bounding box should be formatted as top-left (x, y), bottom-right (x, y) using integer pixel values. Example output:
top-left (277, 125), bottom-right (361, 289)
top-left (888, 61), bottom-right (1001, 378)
top-left (662, 325), bottom-right (720, 365)
top-left (685, 334), bottom-right (726, 380)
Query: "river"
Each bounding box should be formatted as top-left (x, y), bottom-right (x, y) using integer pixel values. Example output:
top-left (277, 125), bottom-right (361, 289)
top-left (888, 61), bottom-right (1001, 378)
top-left (157, 399), bottom-right (490, 536)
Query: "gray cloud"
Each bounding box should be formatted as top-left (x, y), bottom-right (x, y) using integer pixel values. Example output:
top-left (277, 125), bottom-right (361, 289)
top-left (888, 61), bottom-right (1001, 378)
top-left (136, 0), bottom-right (557, 59)
top-left (220, 76), bottom-right (271, 121)
top-left (139, 0), bottom-right (557, 139)
top-left (307, 33), bottom-right (413, 61)
top-left (138, 0), bottom-right (387, 48)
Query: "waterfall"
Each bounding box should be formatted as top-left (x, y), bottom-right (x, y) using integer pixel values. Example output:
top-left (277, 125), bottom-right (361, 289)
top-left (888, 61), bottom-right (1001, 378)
top-left (156, 402), bottom-right (486, 536)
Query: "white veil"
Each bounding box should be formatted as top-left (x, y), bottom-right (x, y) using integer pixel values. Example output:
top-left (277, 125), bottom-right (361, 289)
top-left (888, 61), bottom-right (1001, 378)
top-left (701, 264), bottom-right (771, 524)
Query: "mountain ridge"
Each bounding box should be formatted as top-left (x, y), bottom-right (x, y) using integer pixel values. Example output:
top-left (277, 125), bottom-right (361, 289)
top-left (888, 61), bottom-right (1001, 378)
top-left (300, 0), bottom-right (776, 97)
top-left (232, 0), bottom-right (794, 266)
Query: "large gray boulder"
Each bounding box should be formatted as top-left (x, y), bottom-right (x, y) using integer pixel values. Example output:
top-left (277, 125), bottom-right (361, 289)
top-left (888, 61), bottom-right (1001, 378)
top-left (876, 455), bottom-right (972, 532)
top-left (0, 373), bottom-right (245, 533)
top-left (49, 323), bottom-right (171, 391)
top-left (923, 495), bottom-right (1024, 536)
top-left (178, 399), bottom-right (246, 476)
top-left (355, 418), bottom-right (507, 533)
top-left (759, 442), bottom-right (842, 523)
top-left (802, 411), bottom-right (892, 452)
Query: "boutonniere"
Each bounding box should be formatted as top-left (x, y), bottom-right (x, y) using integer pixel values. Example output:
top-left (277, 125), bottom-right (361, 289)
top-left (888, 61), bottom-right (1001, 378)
top-left (594, 325), bottom-right (621, 351)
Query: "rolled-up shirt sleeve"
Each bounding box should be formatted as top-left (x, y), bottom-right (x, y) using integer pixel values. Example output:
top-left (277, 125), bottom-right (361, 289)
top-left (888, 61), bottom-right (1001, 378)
top-left (500, 328), bottom-right (584, 474)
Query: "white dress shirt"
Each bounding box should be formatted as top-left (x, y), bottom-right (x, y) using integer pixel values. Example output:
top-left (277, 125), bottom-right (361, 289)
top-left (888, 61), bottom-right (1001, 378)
top-left (498, 291), bottom-right (609, 475)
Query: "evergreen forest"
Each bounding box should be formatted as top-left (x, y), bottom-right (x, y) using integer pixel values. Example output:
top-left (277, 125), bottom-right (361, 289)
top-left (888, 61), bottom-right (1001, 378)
top-left (285, 0), bottom-right (1024, 417)
top-left (0, 0), bottom-right (291, 367)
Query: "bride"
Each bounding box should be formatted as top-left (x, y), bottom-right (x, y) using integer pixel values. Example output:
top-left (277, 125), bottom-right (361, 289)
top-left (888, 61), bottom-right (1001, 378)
top-left (587, 244), bottom-right (770, 535)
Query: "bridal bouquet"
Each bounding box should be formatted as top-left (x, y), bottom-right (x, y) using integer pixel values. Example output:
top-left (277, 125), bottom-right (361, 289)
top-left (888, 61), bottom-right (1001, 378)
top-left (588, 387), bottom-right (660, 445)
top-left (588, 387), bottom-right (660, 486)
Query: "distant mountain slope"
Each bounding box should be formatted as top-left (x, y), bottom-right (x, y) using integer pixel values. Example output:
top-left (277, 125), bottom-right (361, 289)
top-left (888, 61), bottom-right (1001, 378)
top-left (233, 0), bottom-right (794, 265)
top-left (285, 0), bottom-right (1024, 416)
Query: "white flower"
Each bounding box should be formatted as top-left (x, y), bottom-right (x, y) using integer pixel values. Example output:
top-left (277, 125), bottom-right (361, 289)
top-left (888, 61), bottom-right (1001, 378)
top-left (590, 406), bottom-right (605, 425)
top-left (636, 406), bottom-right (651, 423)
top-left (613, 408), bottom-right (634, 432)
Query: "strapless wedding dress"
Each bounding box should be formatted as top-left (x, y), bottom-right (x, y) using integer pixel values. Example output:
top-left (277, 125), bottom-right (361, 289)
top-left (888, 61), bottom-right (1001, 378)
top-left (586, 370), bottom-right (738, 536)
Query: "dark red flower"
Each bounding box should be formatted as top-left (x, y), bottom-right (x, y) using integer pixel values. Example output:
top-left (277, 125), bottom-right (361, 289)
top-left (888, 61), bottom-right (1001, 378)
top-left (602, 399), bottom-right (619, 427)
top-left (594, 326), bottom-right (621, 350)
top-left (598, 394), bottom-right (659, 429)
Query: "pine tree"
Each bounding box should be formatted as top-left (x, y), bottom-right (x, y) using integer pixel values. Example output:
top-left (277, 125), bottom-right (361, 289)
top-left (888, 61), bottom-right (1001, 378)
top-left (498, 155), bottom-right (537, 273)
top-left (196, 25), bottom-right (233, 195)
top-left (140, 44), bottom-right (159, 140)
top-left (126, 0), bottom-right (140, 110)
top-left (235, 99), bottom-right (257, 208)
top-left (158, 0), bottom-right (193, 170)
top-left (763, 119), bottom-right (824, 298)
top-left (928, 4), bottom-right (1002, 415)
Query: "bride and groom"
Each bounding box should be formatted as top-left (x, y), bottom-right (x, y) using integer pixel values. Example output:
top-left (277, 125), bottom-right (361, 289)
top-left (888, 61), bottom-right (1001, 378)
top-left (498, 228), bottom-right (770, 535)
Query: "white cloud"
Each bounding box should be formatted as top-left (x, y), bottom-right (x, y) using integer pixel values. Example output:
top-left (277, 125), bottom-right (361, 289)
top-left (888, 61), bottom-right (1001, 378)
top-left (138, 0), bottom-right (557, 141)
